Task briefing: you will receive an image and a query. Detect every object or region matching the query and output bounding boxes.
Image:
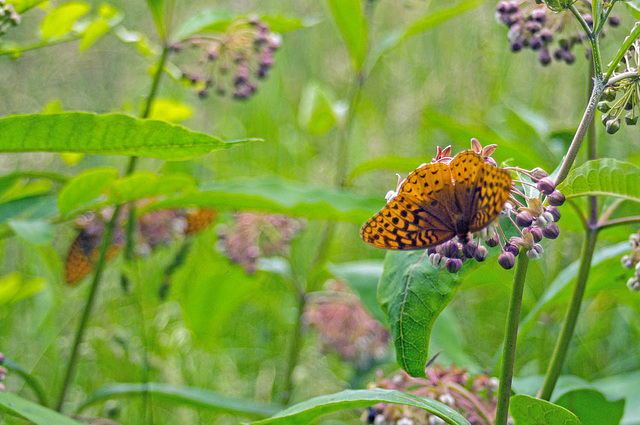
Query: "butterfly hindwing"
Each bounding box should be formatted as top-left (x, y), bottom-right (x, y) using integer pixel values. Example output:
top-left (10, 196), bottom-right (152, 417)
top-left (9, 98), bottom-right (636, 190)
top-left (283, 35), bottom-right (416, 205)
top-left (469, 163), bottom-right (512, 231)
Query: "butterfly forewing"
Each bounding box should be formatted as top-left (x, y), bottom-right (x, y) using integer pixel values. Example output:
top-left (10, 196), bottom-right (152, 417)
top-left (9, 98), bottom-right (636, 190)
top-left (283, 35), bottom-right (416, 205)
top-left (360, 162), bottom-right (457, 250)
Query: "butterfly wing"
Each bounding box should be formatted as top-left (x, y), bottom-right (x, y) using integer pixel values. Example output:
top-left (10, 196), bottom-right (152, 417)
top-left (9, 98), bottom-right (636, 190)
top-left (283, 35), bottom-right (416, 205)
top-left (449, 151), bottom-right (511, 233)
top-left (360, 162), bottom-right (457, 250)
top-left (65, 237), bottom-right (94, 285)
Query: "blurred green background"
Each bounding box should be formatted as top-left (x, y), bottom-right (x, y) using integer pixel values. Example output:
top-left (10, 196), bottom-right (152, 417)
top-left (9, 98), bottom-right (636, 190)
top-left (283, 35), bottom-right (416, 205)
top-left (1, 0), bottom-right (640, 424)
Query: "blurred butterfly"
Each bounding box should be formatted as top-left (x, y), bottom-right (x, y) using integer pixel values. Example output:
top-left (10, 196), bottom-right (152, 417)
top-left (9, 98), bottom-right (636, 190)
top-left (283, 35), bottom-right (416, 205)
top-left (360, 150), bottom-right (511, 250)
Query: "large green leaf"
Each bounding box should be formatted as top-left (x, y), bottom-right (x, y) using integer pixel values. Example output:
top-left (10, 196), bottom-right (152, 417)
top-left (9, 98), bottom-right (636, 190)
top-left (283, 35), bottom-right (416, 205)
top-left (76, 383), bottom-right (280, 418)
top-left (557, 159), bottom-right (640, 203)
top-left (326, 0), bottom-right (367, 70)
top-left (555, 389), bottom-right (625, 425)
top-left (244, 388), bottom-right (470, 425)
top-left (40, 2), bottom-right (90, 40)
top-left (57, 167), bottom-right (119, 216)
top-left (0, 112), bottom-right (256, 160)
top-left (378, 251), bottom-right (462, 377)
top-left (143, 179), bottom-right (382, 224)
top-left (0, 391), bottom-right (83, 425)
top-left (510, 395), bottom-right (582, 425)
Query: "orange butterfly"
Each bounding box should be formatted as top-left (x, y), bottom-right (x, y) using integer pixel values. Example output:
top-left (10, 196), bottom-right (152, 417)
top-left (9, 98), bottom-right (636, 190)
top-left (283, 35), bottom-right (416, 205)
top-left (360, 150), bottom-right (511, 250)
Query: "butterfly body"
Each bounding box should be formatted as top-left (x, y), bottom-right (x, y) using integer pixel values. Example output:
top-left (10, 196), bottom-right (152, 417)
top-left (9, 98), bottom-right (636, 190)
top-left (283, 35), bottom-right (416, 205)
top-left (360, 151), bottom-right (511, 250)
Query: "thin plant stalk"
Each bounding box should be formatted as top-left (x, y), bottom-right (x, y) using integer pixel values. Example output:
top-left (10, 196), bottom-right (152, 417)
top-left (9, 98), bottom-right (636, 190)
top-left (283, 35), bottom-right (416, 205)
top-left (538, 228), bottom-right (598, 400)
top-left (281, 290), bottom-right (306, 406)
top-left (494, 249), bottom-right (529, 425)
top-left (55, 44), bottom-right (170, 413)
top-left (55, 204), bottom-right (123, 412)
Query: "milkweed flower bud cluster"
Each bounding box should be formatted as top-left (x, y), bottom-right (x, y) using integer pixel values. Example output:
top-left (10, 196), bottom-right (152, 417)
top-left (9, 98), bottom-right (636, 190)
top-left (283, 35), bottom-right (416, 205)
top-left (0, 0), bottom-right (21, 36)
top-left (427, 139), bottom-right (564, 272)
top-left (599, 41), bottom-right (640, 134)
top-left (621, 230), bottom-right (640, 292)
top-left (496, 0), bottom-right (619, 66)
top-left (304, 280), bottom-right (390, 368)
top-left (362, 366), bottom-right (498, 425)
top-left (217, 212), bottom-right (303, 274)
top-left (0, 352), bottom-right (7, 392)
top-left (172, 16), bottom-right (281, 100)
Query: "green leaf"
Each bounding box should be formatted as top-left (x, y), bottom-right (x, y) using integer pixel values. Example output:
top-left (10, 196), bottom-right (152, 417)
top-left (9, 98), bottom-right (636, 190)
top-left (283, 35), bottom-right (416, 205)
top-left (298, 83), bottom-right (338, 136)
top-left (57, 167), bottom-right (119, 217)
top-left (260, 15), bottom-right (320, 33)
top-left (605, 22), bottom-right (640, 81)
top-left (0, 388), bottom-right (83, 425)
top-left (76, 382), bottom-right (280, 418)
top-left (368, 0), bottom-right (483, 72)
top-left (557, 159), bottom-right (640, 203)
top-left (378, 251), bottom-right (462, 377)
top-left (0, 193), bottom-right (59, 226)
top-left (8, 0), bottom-right (48, 13)
top-left (2, 358), bottom-right (48, 406)
top-left (326, 0), bottom-right (367, 70)
top-left (148, 98), bottom-right (193, 123)
top-left (0, 272), bottom-right (45, 305)
top-left (173, 9), bottom-right (234, 40)
top-left (244, 388), bottom-right (470, 425)
top-left (555, 389), bottom-right (625, 425)
top-left (7, 219), bottom-right (54, 245)
top-left (510, 395), bottom-right (582, 425)
top-left (110, 172), bottom-right (196, 203)
top-left (146, 0), bottom-right (166, 38)
top-left (0, 112), bottom-right (256, 160)
top-left (143, 179), bottom-right (382, 224)
top-left (79, 3), bottom-right (122, 51)
top-left (625, 2), bottom-right (640, 20)
top-left (40, 2), bottom-right (90, 40)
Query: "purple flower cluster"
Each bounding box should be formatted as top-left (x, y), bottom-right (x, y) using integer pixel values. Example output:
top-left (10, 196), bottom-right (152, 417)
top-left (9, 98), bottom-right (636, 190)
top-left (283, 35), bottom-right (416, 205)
top-left (621, 230), bottom-right (640, 292)
top-left (426, 139), bottom-right (564, 272)
top-left (174, 16), bottom-right (281, 100)
top-left (0, 0), bottom-right (20, 36)
top-left (496, 0), bottom-right (619, 66)
top-left (304, 280), bottom-right (390, 368)
top-left (0, 352), bottom-right (7, 392)
top-left (363, 366), bottom-right (498, 425)
top-left (217, 212), bottom-right (303, 273)
top-left (599, 41), bottom-right (640, 134)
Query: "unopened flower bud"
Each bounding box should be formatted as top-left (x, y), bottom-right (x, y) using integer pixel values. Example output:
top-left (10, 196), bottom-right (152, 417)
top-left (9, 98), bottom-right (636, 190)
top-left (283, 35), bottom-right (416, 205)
top-left (462, 241), bottom-right (478, 258)
top-left (621, 255), bottom-right (633, 269)
top-left (597, 101), bottom-right (611, 112)
top-left (625, 113), bottom-right (638, 126)
top-left (608, 15), bottom-right (621, 27)
top-left (542, 211), bottom-right (555, 225)
top-left (504, 242), bottom-right (520, 256)
top-left (446, 258), bottom-right (463, 273)
top-left (516, 211), bottom-right (534, 227)
top-left (537, 214), bottom-right (549, 228)
top-left (537, 177), bottom-right (556, 195)
top-left (531, 167), bottom-right (548, 181)
top-left (546, 206), bottom-right (561, 222)
top-left (606, 118), bottom-right (621, 134)
top-left (627, 277), bottom-right (640, 292)
top-left (474, 245), bottom-right (488, 262)
top-left (542, 223), bottom-right (560, 239)
top-left (486, 232), bottom-right (500, 247)
top-left (603, 88), bottom-right (617, 102)
top-left (547, 190), bottom-right (565, 206)
top-left (527, 244), bottom-right (544, 260)
top-left (499, 252), bottom-right (516, 269)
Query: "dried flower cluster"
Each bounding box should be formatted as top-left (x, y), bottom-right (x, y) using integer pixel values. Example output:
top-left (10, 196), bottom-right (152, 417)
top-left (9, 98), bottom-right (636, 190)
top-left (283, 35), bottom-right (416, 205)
top-left (426, 139), bottom-right (563, 273)
top-left (0, 352), bottom-right (7, 392)
top-left (0, 0), bottom-right (20, 36)
top-left (173, 16), bottom-right (281, 100)
top-left (621, 230), bottom-right (640, 292)
top-left (599, 40), bottom-right (640, 134)
top-left (496, 0), bottom-right (619, 66)
top-left (304, 280), bottom-right (390, 368)
top-left (217, 212), bottom-right (303, 273)
top-left (65, 207), bottom-right (216, 285)
top-left (363, 366), bottom-right (498, 425)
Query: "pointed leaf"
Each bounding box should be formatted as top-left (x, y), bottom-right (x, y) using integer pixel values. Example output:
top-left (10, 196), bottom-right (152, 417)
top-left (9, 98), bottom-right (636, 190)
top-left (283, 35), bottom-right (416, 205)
top-left (40, 2), bottom-right (90, 40)
top-left (510, 395), bottom-right (582, 425)
top-left (557, 159), bottom-right (640, 203)
top-left (146, 0), bottom-right (166, 38)
top-left (7, 219), bottom-right (54, 245)
top-left (143, 179), bottom-right (382, 223)
top-left (76, 383), bottom-right (280, 418)
top-left (0, 391), bottom-right (83, 425)
top-left (378, 251), bottom-right (462, 377)
top-left (326, 0), bottom-right (367, 70)
top-left (0, 112), bottom-right (256, 160)
top-left (298, 83), bottom-right (337, 135)
top-left (57, 167), bottom-right (119, 216)
top-left (244, 388), bottom-right (470, 425)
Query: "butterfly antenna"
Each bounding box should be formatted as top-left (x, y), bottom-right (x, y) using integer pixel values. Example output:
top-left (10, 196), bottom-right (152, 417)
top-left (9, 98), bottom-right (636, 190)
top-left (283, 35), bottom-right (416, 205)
top-left (425, 350), bottom-right (443, 372)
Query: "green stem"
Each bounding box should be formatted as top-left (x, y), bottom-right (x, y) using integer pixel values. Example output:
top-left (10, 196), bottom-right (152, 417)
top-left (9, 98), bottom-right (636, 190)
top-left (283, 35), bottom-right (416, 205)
top-left (538, 228), bottom-right (598, 401)
top-left (597, 215), bottom-right (640, 230)
top-left (55, 203), bottom-right (123, 412)
top-left (281, 290), bottom-right (306, 405)
top-left (494, 249), bottom-right (529, 425)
